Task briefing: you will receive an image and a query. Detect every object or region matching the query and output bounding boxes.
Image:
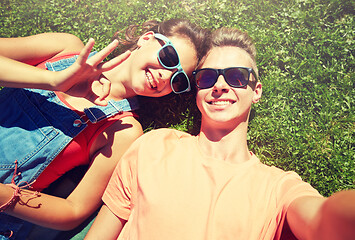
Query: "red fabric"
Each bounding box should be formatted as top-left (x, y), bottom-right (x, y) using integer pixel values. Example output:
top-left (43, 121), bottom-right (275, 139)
top-left (30, 53), bottom-right (136, 191)
top-left (30, 111), bottom-right (133, 191)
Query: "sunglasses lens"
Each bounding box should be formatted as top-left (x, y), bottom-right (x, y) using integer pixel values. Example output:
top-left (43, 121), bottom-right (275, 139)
top-left (159, 46), bottom-right (179, 68)
top-left (225, 68), bottom-right (249, 87)
top-left (195, 69), bottom-right (217, 89)
top-left (171, 72), bottom-right (189, 93)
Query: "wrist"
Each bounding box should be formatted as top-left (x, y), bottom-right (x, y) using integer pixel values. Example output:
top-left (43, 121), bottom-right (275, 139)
top-left (0, 160), bottom-right (40, 213)
top-left (51, 71), bottom-right (71, 92)
top-left (0, 183), bottom-right (19, 212)
top-left (46, 71), bottom-right (62, 91)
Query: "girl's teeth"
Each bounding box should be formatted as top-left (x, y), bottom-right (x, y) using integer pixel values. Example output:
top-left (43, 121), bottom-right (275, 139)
top-left (146, 72), bottom-right (157, 89)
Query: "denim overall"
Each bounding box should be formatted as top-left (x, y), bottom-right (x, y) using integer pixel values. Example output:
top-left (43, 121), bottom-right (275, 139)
top-left (0, 54), bottom-right (139, 239)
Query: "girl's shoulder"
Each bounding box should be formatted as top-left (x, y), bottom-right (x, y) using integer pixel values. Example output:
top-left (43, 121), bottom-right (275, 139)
top-left (101, 115), bottom-right (143, 142)
top-left (89, 115), bottom-right (142, 158)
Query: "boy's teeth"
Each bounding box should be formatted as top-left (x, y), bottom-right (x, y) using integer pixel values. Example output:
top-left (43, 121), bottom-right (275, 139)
top-left (211, 100), bottom-right (233, 105)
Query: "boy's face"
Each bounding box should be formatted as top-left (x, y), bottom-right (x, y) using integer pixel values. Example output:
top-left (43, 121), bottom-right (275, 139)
top-left (196, 46), bottom-right (262, 128)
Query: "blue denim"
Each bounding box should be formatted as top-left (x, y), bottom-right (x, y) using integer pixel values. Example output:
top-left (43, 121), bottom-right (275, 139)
top-left (45, 52), bottom-right (98, 72)
top-left (0, 53), bottom-right (139, 239)
top-left (0, 215), bottom-right (33, 240)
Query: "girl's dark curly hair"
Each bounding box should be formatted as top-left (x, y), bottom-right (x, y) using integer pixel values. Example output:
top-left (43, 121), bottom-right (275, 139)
top-left (112, 19), bottom-right (210, 66)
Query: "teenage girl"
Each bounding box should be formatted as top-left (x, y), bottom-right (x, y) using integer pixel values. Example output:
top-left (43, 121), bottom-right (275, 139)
top-left (0, 19), bottom-right (210, 239)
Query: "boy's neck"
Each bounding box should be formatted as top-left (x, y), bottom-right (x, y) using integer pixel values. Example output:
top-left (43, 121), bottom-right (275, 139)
top-left (197, 122), bottom-right (251, 164)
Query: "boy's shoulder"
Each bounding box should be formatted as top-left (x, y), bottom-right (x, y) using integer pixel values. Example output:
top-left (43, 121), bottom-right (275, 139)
top-left (133, 128), bottom-right (192, 151)
top-left (143, 128), bottom-right (191, 139)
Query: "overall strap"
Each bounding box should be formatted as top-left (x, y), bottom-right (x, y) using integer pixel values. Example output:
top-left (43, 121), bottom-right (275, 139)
top-left (44, 52), bottom-right (140, 127)
top-left (45, 52), bottom-right (97, 71)
top-left (74, 97), bottom-right (140, 127)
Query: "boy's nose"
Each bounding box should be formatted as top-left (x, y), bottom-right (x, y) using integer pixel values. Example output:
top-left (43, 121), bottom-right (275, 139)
top-left (212, 75), bottom-right (230, 92)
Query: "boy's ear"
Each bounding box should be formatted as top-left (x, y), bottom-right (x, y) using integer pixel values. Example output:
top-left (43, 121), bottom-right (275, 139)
top-left (252, 82), bottom-right (262, 103)
top-left (137, 31), bottom-right (155, 47)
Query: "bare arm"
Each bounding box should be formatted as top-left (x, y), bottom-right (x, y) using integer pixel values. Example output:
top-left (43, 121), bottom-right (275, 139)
top-left (0, 32), bottom-right (83, 90)
top-left (0, 32), bottom-right (84, 65)
top-left (0, 34), bottom-right (130, 105)
top-left (85, 204), bottom-right (127, 239)
top-left (287, 189), bottom-right (355, 240)
top-left (0, 117), bottom-right (142, 230)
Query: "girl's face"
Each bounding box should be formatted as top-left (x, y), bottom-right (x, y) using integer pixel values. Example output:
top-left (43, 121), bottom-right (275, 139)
top-left (196, 46), bottom-right (262, 128)
top-left (128, 32), bottom-right (198, 97)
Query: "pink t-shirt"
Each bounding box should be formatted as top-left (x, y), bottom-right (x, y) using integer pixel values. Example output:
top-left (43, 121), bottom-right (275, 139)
top-left (103, 128), bottom-right (321, 240)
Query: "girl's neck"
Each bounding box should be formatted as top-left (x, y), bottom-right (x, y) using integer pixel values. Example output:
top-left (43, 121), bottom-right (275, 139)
top-left (101, 58), bottom-right (137, 100)
top-left (102, 69), bottom-right (136, 100)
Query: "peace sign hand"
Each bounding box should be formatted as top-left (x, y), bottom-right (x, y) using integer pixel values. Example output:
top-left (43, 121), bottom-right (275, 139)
top-left (54, 38), bottom-right (130, 106)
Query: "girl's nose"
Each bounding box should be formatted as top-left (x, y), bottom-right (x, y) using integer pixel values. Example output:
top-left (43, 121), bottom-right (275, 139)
top-left (157, 68), bottom-right (174, 84)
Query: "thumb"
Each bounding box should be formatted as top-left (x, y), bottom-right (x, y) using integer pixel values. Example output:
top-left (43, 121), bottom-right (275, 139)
top-left (98, 77), bottom-right (111, 101)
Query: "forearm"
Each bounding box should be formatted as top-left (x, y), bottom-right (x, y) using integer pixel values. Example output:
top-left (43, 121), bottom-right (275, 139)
top-left (0, 55), bottom-right (59, 90)
top-left (85, 204), bottom-right (126, 240)
top-left (0, 33), bottom-right (84, 65)
top-left (310, 190), bottom-right (355, 240)
top-left (0, 183), bottom-right (93, 230)
top-left (0, 32), bottom-right (85, 91)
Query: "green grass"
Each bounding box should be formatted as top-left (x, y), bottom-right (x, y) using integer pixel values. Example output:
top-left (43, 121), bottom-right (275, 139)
top-left (1, 0), bottom-right (354, 196)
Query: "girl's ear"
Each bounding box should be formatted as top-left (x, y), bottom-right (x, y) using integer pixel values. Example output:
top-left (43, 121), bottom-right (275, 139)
top-left (252, 82), bottom-right (262, 103)
top-left (137, 31), bottom-right (155, 47)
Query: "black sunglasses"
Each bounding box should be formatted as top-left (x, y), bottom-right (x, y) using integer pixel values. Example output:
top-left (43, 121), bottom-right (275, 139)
top-left (154, 33), bottom-right (191, 94)
top-left (192, 67), bottom-right (258, 89)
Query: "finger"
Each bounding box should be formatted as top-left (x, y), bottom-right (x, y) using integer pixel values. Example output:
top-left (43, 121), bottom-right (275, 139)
top-left (93, 97), bottom-right (108, 106)
top-left (87, 39), bottom-right (119, 67)
top-left (87, 90), bottom-right (108, 106)
top-left (99, 50), bottom-right (131, 71)
top-left (77, 38), bottom-right (95, 65)
top-left (99, 78), bottom-right (111, 101)
top-left (88, 78), bottom-right (111, 106)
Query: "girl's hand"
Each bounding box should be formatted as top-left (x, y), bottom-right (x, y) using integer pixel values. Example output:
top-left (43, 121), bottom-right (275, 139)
top-left (55, 39), bottom-right (131, 106)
